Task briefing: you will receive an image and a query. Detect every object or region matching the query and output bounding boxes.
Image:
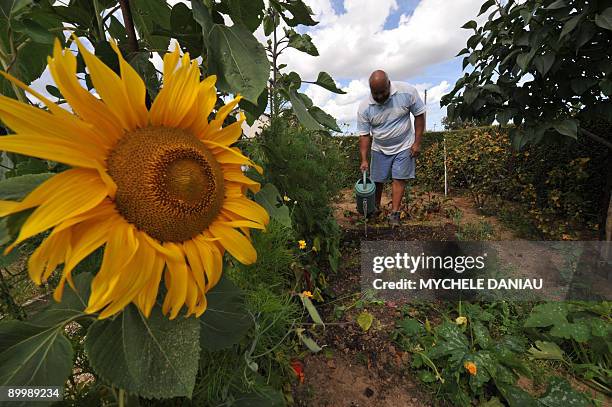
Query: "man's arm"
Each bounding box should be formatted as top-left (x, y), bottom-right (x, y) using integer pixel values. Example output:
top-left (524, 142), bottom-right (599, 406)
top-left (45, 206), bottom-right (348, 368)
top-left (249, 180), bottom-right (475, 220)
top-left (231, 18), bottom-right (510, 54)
top-left (410, 113), bottom-right (425, 157)
top-left (359, 135), bottom-right (371, 171)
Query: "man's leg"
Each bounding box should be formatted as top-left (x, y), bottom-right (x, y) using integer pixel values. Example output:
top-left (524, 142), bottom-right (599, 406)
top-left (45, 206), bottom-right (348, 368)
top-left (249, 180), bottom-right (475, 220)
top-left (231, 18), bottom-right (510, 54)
top-left (391, 179), bottom-right (406, 212)
top-left (375, 182), bottom-right (384, 209)
top-left (389, 149), bottom-right (416, 223)
top-left (370, 150), bottom-right (392, 210)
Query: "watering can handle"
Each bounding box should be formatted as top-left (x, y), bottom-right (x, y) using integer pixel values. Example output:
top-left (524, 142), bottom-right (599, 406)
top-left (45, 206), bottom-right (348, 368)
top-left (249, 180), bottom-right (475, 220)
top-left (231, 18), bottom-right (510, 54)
top-left (362, 170), bottom-right (367, 186)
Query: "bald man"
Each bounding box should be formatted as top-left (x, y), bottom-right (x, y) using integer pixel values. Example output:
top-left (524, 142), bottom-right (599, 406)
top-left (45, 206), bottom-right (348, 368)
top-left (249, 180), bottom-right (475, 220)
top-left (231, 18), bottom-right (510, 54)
top-left (357, 70), bottom-right (426, 227)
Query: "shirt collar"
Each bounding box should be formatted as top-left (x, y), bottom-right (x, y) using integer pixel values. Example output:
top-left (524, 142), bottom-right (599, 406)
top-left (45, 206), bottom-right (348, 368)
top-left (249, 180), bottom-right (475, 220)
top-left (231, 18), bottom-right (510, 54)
top-left (369, 81), bottom-right (397, 105)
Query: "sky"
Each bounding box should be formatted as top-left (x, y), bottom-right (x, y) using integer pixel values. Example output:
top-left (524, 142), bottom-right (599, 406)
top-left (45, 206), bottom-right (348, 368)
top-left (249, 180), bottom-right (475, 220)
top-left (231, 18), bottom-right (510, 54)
top-left (28, 0), bottom-right (487, 133)
top-left (271, 0), bottom-right (487, 132)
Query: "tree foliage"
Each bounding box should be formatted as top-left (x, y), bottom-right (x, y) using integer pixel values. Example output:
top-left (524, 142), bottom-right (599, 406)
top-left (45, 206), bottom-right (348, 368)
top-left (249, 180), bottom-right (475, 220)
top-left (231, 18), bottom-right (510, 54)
top-left (441, 0), bottom-right (612, 149)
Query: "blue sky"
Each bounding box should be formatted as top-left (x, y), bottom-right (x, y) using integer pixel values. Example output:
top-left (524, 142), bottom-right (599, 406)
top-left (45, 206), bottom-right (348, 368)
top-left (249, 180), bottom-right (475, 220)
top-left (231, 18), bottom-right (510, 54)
top-left (26, 0), bottom-right (484, 134)
top-left (277, 0), bottom-right (486, 132)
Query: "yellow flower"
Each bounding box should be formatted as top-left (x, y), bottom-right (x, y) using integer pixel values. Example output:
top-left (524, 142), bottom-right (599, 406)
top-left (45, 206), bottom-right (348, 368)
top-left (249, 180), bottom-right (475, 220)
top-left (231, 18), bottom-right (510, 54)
top-left (0, 39), bottom-right (269, 320)
top-left (464, 361), bottom-right (477, 376)
top-left (283, 195), bottom-right (290, 202)
top-left (455, 316), bottom-right (467, 325)
top-left (302, 290), bottom-right (313, 298)
top-left (298, 240), bottom-right (307, 250)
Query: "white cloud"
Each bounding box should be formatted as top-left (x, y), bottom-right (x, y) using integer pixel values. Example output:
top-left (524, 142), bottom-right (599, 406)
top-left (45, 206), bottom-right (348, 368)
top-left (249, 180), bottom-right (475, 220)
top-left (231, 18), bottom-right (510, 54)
top-left (280, 0), bottom-right (484, 81)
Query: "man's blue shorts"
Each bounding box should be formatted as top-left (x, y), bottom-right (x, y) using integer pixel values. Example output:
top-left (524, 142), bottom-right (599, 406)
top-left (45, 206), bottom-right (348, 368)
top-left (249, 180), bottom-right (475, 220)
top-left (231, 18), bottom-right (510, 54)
top-left (370, 148), bottom-right (415, 183)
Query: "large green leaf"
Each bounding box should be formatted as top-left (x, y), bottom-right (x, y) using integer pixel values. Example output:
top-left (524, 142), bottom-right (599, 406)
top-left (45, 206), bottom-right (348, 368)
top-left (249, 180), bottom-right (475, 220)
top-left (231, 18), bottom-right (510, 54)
top-left (224, 0), bottom-right (265, 32)
top-left (524, 302), bottom-right (568, 328)
top-left (527, 340), bottom-right (564, 360)
top-left (552, 119), bottom-right (577, 139)
top-left (286, 28), bottom-right (318, 56)
top-left (549, 320), bottom-right (591, 342)
top-left (271, 0), bottom-right (318, 27)
top-left (534, 54), bottom-right (554, 76)
top-left (28, 273), bottom-right (92, 328)
top-left (0, 321), bottom-right (73, 388)
top-left (313, 71), bottom-right (345, 94)
top-left (131, 0), bottom-right (171, 50)
top-left (300, 295), bottom-right (324, 326)
top-left (308, 106), bottom-right (340, 132)
top-left (538, 377), bottom-right (590, 407)
top-left (428, 321), bottom-right (469, 362)
top-left (207, 23), bottom-right (269, 102)
top-left (472, 320), bottom-right (492, 349)
top-left (199, 273), bottom-right (252, 351)
top-left (85, 305), bottom-right (200, 399)
top-left (595, 7), bottom-right (612, 31)
top-left (496, 383), bottom-right (538, 407)
top-left (240, 88), bottom-right (268, 125)
top-left (288, 90), bottom-right (324, 130)
top-left (253, 184), bottom-right (291, 228)
top-left (0, 173), bottom-right (53, 200)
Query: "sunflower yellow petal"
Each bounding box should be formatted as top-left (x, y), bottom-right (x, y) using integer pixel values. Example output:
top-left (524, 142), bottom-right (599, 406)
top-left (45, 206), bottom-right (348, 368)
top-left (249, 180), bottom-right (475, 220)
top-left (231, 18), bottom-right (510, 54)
top-left (183, 239), bottom-right (207, 295)
top-left (201, 96), bottom-right (242, 138)
top-left (188, 75), bottom-right (217, 136)
top-left (48, 40), bottom-right (123, 143)
top-left (208, 222), bottom-right (257, 265)
top-left (97, 233), bottom-right (157, 319)
top-left (62, 211), bottom-right (115, 279)
top-left (0, 95), bottom-right (106, 154)
top-left (163, 242), bottom-right (188, 319)
top-left (222, 166), bottom-right (261, 192)
top-left (184, 272), bottom-right (198, 316)
top-left (9, 169), bottom-right (108, 250)
top-left (162, 45), bottom-right (180, 82)
top-left (109, 39), bottom-right (148, 128)
top-left (204, 140), bottom-right (263, 174)
top-left (194, 236), bottom-right (223, 289)
top-left (86, 222), bottom-right (139, 312)
top-left (222, 197), bottom-right (270, 226)
top-left (134, 251), bottom-right (165, 318)
top-left (28, 228), bottom-right (71, 285)
top-left (194, 293), bottom-right (208, 317)
top-left (0, 134), bottom-right (100, 169)
top-left (74, 37), bottom-right (140, 131)
top-left (217, 215), bottom-right (266, 230)
top-left (203, 119), bottom-right (243, 146)
top-left (150, 60), bottom-right (200, 128)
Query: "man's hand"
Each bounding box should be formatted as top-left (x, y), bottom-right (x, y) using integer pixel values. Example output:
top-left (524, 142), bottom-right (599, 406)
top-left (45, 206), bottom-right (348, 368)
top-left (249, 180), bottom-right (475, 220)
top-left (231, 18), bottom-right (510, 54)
top-left (360, 160), bottom-right (369, 172)
top-left (409, 142), bottom-right (421, 158)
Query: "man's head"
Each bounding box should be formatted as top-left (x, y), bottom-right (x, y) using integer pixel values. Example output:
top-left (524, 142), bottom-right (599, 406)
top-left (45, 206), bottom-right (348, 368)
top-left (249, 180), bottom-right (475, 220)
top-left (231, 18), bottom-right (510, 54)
top-left (369, 70), bottom-right (391, 104)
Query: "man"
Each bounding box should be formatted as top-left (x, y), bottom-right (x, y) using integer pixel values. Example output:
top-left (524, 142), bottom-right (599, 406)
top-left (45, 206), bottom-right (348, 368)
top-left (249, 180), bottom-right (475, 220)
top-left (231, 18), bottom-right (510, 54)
top-left (357, 70), bottom-right (426, 227)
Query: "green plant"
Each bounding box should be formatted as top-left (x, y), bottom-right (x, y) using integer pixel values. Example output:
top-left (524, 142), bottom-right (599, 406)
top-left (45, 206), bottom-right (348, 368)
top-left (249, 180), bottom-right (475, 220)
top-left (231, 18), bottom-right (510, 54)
top-left (394, 302), bottom-right (593, 406)
top-left (524, 301), bottom-right (612, 394)
top-left (257, 119), bottom-right (343, 279)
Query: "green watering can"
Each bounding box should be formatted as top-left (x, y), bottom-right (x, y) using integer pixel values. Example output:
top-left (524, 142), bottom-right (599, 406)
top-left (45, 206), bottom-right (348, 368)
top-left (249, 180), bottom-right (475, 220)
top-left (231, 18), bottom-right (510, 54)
top-left (354, 170), bottom-right (376, 217)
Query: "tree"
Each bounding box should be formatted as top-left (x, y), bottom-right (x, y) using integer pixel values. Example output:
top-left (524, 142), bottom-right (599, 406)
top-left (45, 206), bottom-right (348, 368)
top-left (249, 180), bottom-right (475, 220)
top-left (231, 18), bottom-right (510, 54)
top-left (440, 0), bottom-right (612, 239)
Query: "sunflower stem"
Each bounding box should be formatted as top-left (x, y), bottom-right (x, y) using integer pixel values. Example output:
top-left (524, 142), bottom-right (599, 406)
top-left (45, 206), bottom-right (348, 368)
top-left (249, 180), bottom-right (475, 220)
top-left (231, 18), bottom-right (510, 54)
top-left (0, 33), bottom-right (27, 104)
top-left (93, 0), bottom-right (106, 42)
top-left (118, 388), bottom-right (125, 407)
top-left (119, 0), bottom-right (139, 54)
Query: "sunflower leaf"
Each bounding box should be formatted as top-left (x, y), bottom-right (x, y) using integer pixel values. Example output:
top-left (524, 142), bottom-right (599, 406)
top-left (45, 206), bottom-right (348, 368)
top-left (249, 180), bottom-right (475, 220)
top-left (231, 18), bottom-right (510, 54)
top-left (199, 273), bottom-right (252, 351)
top-left (85, 305), bottom-right (200, 399)
top-left (288, 89), bottom-right (324, 130)
top-left (0, 321), bottom-right (73, 389)
top-left (28, 273), bottom-right (92, 328)
top-left (253, 184), bottom-right (292, 228)
top-left (206, 23), bottom-right (270, 103)
top-left (0, 173), bottom-right (53, 201)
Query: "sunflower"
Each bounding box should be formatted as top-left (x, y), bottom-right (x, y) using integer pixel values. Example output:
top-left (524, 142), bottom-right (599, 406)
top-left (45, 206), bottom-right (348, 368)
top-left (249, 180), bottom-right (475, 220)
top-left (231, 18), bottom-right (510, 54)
top-left (0, 38), bottom-right (269, 320)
